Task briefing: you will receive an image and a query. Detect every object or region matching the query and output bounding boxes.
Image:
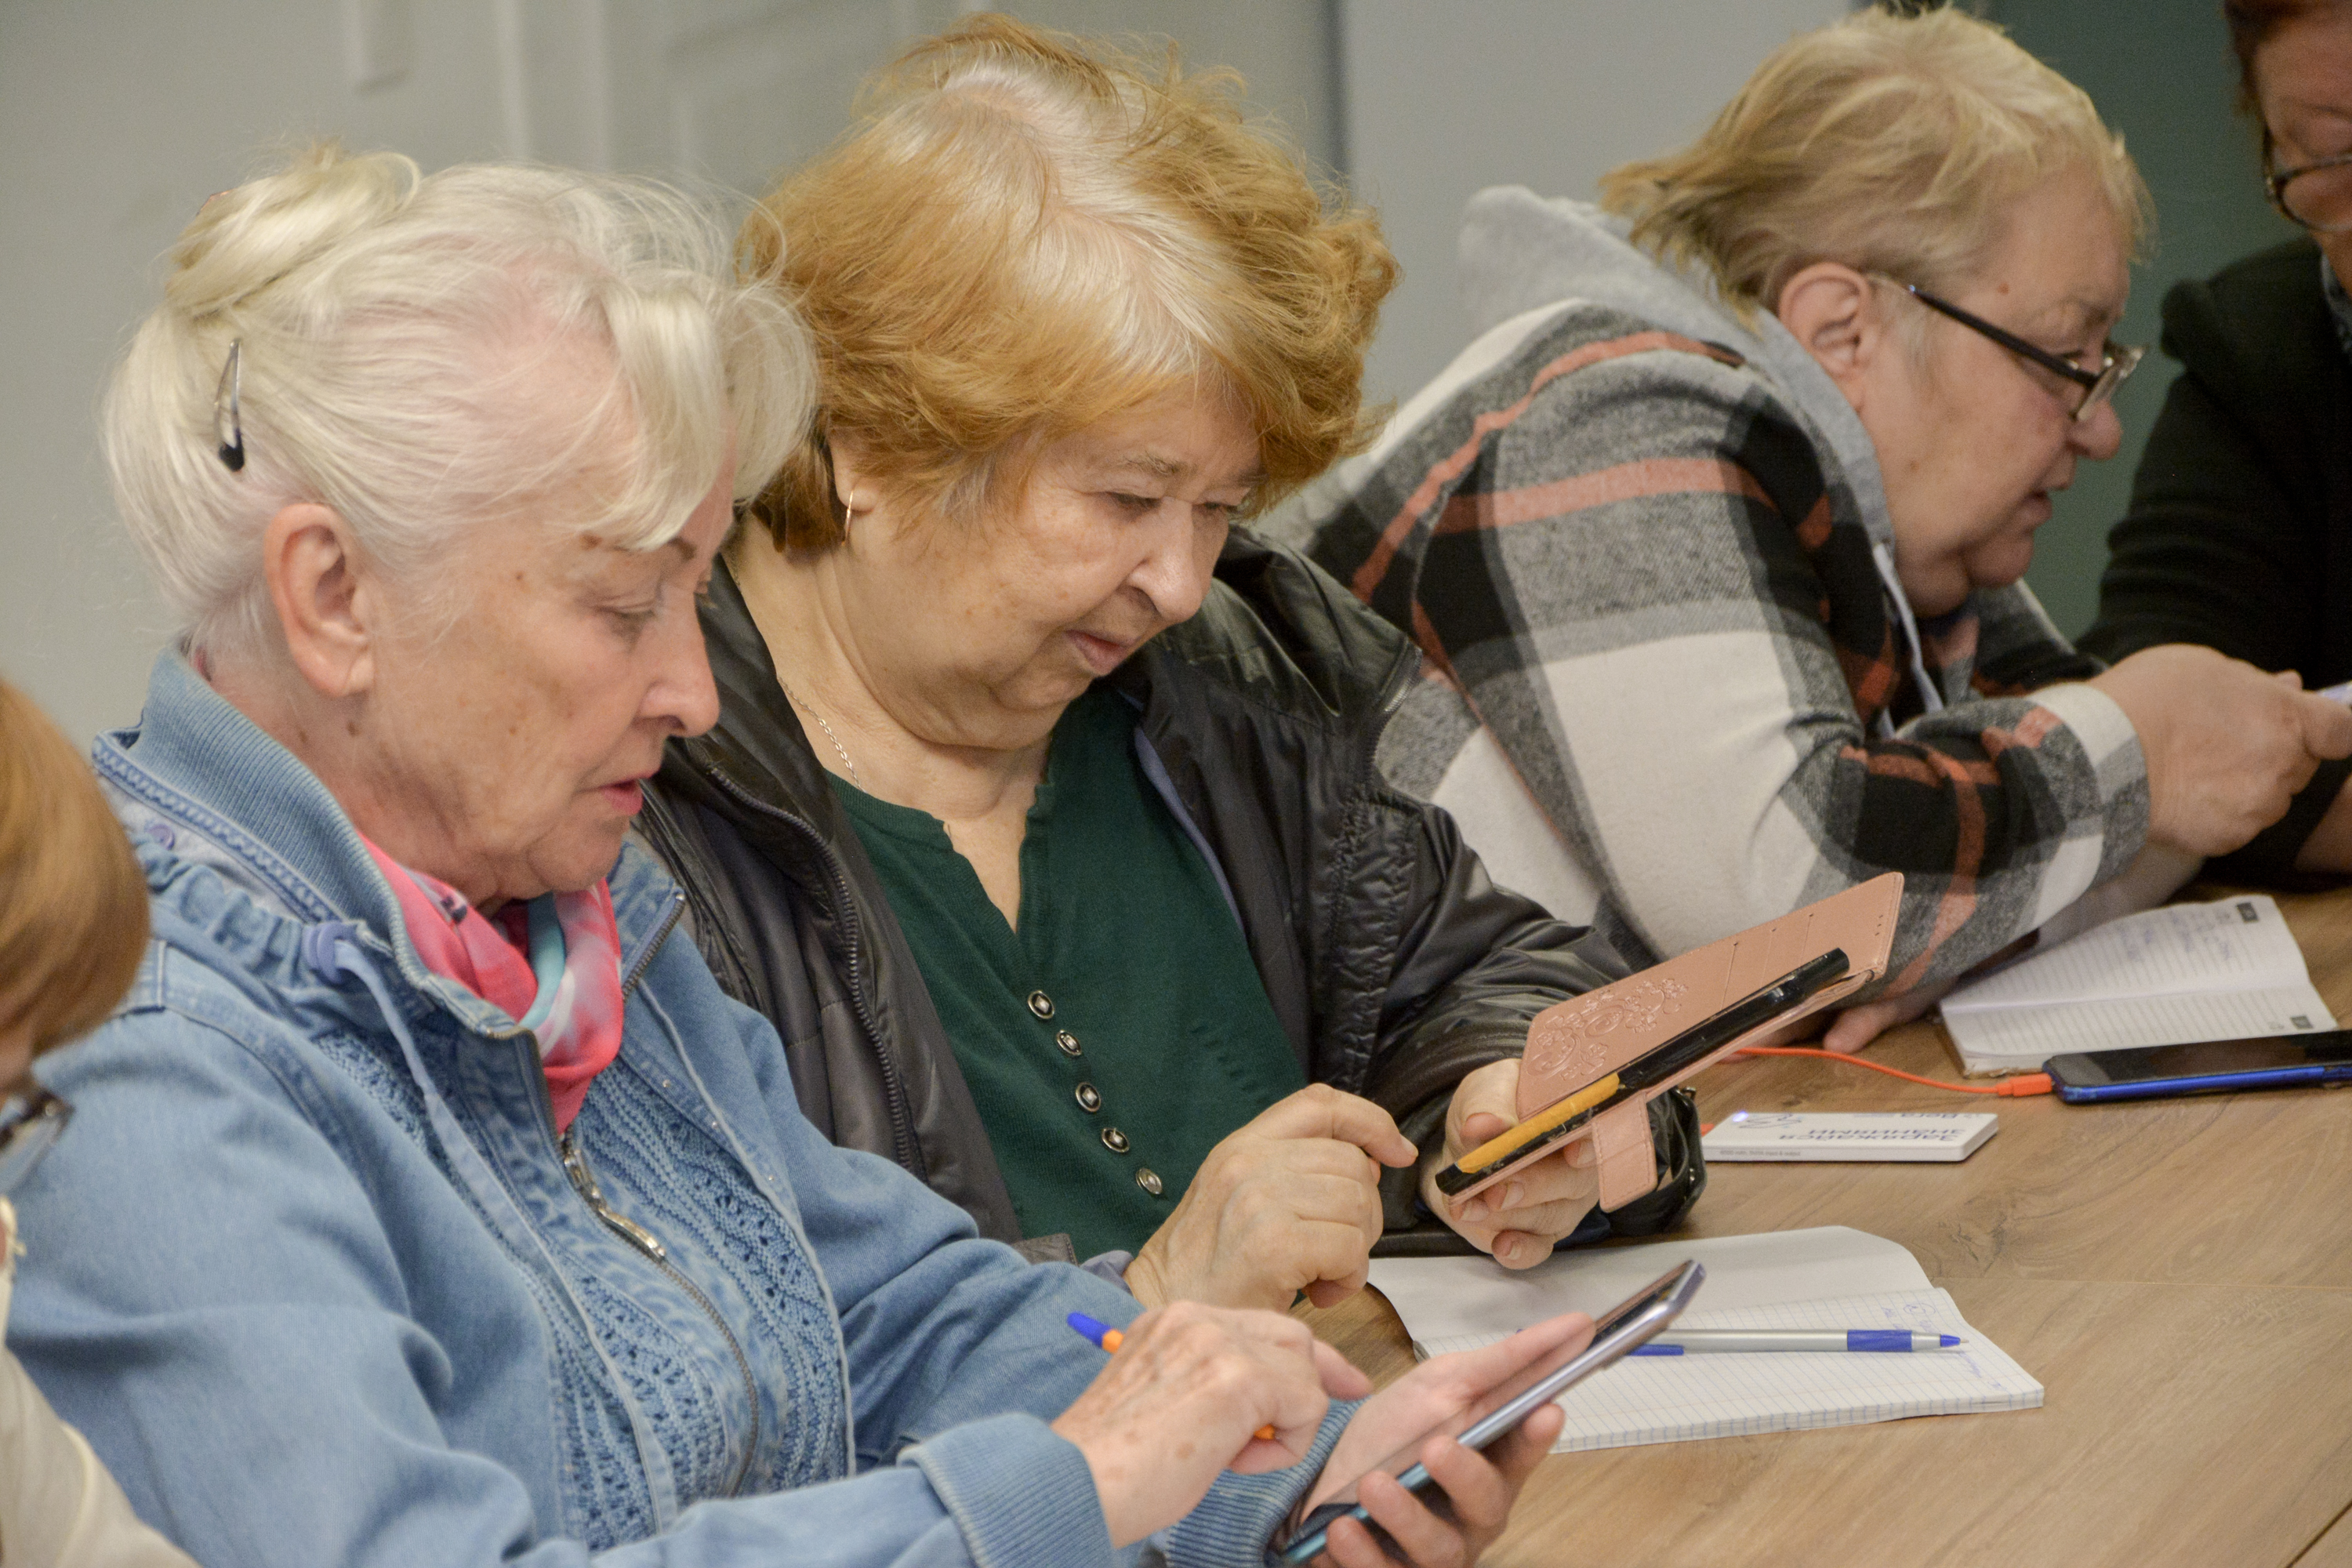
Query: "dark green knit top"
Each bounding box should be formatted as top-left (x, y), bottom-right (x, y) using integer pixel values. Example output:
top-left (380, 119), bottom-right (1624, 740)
top-left (829, 684), bottom-right (1304, 1258)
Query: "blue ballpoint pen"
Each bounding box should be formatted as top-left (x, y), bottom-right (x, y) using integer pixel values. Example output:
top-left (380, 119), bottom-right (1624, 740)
top-left (1629, 1330), bottom-right (1962, 1355)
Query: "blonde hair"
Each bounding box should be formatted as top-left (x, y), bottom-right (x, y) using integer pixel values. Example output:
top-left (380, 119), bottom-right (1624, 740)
top-left (1600, 9), bottom-right (2151, 318)
top-left (743, 14), bottom-right (1396, 550)
top-left (107, 144), bottom-right (816, 661)
top-left (0, 681), bottom-right (148, 1054)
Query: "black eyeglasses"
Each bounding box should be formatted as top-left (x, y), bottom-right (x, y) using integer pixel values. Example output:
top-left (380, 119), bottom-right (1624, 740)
top-left (2265, 150), bottom-right (2352, 235)
top-left (1873, 276), bottom-right (2145, 423)
top-left (0, 1091), bottom-right (71, 1200)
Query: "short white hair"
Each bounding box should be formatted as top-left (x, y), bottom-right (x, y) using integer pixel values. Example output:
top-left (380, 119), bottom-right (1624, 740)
top-left (106, 143), bottom-right (815, 659)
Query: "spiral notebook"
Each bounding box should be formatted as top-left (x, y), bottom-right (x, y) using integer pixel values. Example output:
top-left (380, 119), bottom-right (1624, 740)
top-left (1364, 1228), bottom-right (2040, 1453)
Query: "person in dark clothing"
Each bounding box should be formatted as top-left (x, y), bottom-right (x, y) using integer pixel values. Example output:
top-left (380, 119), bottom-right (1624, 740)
top-left (2082, 0), bottom-right (2352, 878)
top-left (639, 19), bottom-right (1704, 1315)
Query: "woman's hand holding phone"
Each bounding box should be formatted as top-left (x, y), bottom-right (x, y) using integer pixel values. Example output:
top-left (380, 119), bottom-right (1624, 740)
top-left (1297, 1312), bottom-right (1593, 1566)
top-left (1429, 1059), bottom-right (1602, 1266)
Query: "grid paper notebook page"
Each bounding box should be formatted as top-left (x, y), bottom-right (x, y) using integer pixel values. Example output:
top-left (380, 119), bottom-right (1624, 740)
top-left (1367, 1228), bottom-right (2040, 1454)
top-left (1939, 895), bottom-right (2335, 1073)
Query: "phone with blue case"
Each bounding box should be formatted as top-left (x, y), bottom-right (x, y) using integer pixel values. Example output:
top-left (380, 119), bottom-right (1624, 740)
top-left (2045, 1030), bottom-right (2352, 1102)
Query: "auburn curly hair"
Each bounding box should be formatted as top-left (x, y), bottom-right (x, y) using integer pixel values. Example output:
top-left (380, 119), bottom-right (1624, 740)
top-left (0, 681), bottom-right (148, 1058)
top-left (739, 13), bottom-right (1396, 550)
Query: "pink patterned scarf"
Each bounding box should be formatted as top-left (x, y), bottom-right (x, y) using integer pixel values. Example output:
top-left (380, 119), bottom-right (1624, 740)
top-left (360, 840), bottom-right (625, 1131)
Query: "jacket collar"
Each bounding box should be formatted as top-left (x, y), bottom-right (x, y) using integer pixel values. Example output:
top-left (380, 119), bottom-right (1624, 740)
top-left (96, 650), bottom-right (682, 1026)
top-left (673, 533), bottom-right (1420, 836)
top-left (1119, 528), bottom-right (1418, 740)
top-left (668, 554), bottom-right (842, 829)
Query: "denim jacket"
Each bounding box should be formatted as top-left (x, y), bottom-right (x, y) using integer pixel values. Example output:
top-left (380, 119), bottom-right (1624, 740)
top-left (9, 653), bottom-right (1339, 1568)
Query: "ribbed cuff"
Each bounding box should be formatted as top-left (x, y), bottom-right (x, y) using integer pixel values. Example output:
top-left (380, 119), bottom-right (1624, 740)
top-left (2029, 681), bottom-right (2152, 891)
top-left (1160, 1401), bottom-right (1356, 1568)
top-left (901, 1412), bottom-right (1111, 1568)
top-left (2031, 681), bottom-right (2147, 814)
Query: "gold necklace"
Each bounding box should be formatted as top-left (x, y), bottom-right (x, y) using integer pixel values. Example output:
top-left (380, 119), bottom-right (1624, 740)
top-left (778, 680), bottom-right (858, 786)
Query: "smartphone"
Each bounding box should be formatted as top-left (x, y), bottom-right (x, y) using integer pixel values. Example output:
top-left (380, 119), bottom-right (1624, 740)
top-left (1272, 1259), bottom-right (1704, 1566)
top-left (2045, 1030), bottom-right (2352, 1103)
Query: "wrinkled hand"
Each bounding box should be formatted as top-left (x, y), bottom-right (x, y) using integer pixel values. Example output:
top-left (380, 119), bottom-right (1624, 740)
top-left (1820, 975), bottom-right (1954, 1054)
top-left (2091, 649), bottom-right (2352, 856)
top-left (1050, 1301), bottom-right (1371, 1548)
top-left (1424, 1059), bottom-right (1598, 1269)
top-left (1125, 1085), bottom-right (1417, 1312)
top-left (1298, 1311), bottom-right (1589, 1566)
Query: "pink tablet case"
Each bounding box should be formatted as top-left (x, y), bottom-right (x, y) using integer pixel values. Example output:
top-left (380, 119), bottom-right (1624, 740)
top-left (1461, 873), bottom-right (1904, 1212)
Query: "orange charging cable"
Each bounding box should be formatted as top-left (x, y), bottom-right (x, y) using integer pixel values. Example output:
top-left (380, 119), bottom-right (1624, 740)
top-left (1729, 1045), bottom-right (2053, 1098)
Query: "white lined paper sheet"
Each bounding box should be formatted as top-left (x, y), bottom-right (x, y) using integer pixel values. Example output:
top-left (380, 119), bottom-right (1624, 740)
top-left (1940, 895), bottom-right (2334, 1073)
top-left (1421, 1289), bottom-right (2041, 1452)
top-left (1367, 1229), bottom-right (2039, 1454)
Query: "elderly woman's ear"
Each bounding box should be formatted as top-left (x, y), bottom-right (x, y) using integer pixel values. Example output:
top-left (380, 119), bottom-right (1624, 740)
top-left (1775, 262), bottom-right (1881, 401)
top-left (822, 440), bottom-right (877, 532)
top-left (258, 501), bottom-right (380, 700)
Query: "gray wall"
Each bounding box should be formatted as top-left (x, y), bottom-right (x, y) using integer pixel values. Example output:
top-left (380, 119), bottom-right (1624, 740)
top-left (0, 0), bottom-right (522, 748)
top-left (0, 0), bottom-right (1331, 746)
top-left (1337, 0), bottom-right (1849, 409)
top-left (2, 1), bottom-right (2277, 745)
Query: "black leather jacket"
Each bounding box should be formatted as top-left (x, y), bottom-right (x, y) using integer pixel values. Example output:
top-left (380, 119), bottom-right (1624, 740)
top-left (641, 529), bottom-right (1704, 1253)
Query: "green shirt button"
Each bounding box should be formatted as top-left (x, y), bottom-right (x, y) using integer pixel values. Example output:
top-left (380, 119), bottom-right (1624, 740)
top-left (1075, 1083), bottom-right (1102, 1113)
top-left (830, 684), bottom-right (1301, 1258)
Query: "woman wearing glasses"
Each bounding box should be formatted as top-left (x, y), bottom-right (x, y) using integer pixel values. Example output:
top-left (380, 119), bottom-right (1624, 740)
top-left (2082, 0), bottom-right (2352, 878)
top-left (0, 680), bottom-right (192, 1566)
top-left (1292, 7), bottom-right (2351, 1058)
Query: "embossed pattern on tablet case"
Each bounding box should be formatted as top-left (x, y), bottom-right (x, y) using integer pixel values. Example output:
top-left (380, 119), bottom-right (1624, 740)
top-left (1468, 873), bottom-right (1904, 1212)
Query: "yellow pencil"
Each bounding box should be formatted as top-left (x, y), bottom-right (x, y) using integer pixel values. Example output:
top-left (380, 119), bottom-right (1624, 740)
top-left (1446, 1073), bottom-right (1622, 1187)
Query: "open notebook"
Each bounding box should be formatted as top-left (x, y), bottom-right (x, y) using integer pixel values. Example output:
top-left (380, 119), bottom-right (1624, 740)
top-left (1363, 1228), bottom-right (2039, 1454)
top-left (1938, 895), bottom-right (2336, 1075)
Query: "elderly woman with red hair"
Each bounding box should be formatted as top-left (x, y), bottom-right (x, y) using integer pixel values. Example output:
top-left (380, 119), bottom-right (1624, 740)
top-left (643, 16), bottom-right (1704, 1314)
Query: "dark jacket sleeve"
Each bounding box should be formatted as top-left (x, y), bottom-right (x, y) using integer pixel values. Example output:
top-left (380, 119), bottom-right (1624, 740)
top-left (2079, 241), bottom-right (2352, 878)
top-left (1360, 785), bottom-right (1706, 1243)
top-left (1160, 534), bottom-right (1708, 1247)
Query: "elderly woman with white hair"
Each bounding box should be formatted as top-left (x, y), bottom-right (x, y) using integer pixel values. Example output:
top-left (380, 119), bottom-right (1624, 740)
top-left (641, 16), bottom-right (1700, 1312)
top-left (1298, 6), bottom-right (2352, 1051)
top-left (10, 143), bottom-right (1577, 1568)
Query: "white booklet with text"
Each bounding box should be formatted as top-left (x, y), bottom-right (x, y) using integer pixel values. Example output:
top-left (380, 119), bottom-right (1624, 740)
top-left (1937, 895), bottom-right (2336, 1075)
top-left (1701, 1110), bottom-right (1998, 1162)
top-left (1365, 1227), bottom-right (2040, 1454)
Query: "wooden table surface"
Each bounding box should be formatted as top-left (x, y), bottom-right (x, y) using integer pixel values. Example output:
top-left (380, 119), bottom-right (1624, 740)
top-left (1298, 886), bottom-right (2352, 1568)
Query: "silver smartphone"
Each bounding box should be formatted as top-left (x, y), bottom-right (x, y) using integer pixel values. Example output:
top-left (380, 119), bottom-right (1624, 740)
top-left (1274, 1258), bottom-right (1705, 1566)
